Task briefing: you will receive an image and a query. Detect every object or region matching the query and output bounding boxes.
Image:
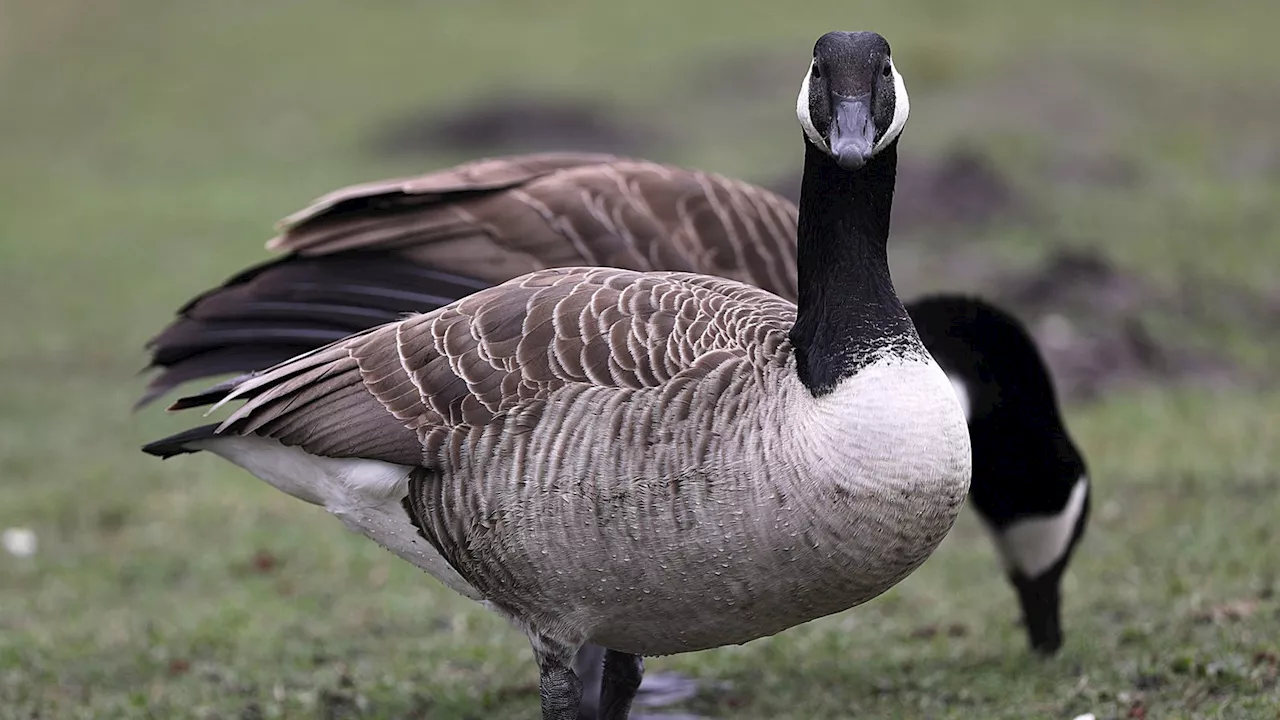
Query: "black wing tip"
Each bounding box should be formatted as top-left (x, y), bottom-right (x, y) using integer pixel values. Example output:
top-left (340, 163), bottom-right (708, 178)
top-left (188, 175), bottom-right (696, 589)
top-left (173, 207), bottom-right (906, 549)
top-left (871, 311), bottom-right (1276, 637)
top-left (162, 371), bottom-right (261, 412)
top-left (166, 395), bottom-right (215, 412)
top-left (131, 364), bottom-right (184, 412)
top-left (165, 392), bottom-right (227, 413)
top-left (132, 375), bottom-right (165, 412)
top-left (141, 423), bottom-right (222, 459)
top-left (135, 252), bottom-right (493, 408)
top-left (131, 370), bottom-right (217, 413)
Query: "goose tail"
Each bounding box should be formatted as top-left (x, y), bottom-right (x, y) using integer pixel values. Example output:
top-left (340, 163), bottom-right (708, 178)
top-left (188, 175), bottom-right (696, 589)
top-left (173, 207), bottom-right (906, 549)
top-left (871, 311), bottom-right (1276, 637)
top-left (141, 423), bottom-right (223, 458)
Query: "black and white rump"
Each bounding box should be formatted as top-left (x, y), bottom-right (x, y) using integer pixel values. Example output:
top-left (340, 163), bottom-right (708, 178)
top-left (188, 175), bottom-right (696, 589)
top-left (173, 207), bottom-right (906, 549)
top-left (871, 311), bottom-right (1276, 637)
top-left (909, 296), bottom-right (1090, 654)
top-left (143, 30), bottom-right (973, 720)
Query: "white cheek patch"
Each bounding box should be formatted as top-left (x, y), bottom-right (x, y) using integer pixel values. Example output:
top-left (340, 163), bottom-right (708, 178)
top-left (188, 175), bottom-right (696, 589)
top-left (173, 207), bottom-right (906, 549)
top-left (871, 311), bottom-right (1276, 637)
top-left (872, 59), bottom-right (910, 155)
top-left (992, 476), bottom-right (1089, 579)
top-left (796, 61), bottom-right (829, 151)
top-left (946, 372), bottom-right (971, 421)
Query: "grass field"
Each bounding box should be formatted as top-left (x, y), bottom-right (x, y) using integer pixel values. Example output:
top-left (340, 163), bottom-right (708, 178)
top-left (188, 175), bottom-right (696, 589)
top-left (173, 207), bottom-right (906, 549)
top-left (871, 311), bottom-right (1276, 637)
top-left (1, 1), bottom-right (1279, 718)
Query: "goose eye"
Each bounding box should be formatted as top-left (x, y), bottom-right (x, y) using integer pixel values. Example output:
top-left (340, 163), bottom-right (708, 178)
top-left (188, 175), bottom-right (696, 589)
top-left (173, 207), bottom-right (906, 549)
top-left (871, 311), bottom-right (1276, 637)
top-left (881, 63), bottom-right (892, 79)
top-left (812, 64), bottom-right (822, 80)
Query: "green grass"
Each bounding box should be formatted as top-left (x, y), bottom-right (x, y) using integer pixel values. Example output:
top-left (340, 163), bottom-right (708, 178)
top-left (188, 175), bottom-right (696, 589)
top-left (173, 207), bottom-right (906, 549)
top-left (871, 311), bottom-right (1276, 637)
top-left (1, 1), bottom-right (1279, 717)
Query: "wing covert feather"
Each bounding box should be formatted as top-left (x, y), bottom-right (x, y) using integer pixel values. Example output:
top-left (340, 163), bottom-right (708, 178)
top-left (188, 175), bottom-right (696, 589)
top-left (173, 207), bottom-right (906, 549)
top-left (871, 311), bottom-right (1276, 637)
top-left (268, 155), bottom-right (800, 299)
top-left (211, 268), bottom-right (794, 466)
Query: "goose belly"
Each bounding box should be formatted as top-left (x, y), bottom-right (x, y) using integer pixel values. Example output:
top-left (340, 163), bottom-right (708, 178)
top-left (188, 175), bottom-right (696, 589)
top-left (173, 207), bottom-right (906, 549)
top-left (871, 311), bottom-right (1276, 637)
top-left (448, 459), bottom-right (959, 656)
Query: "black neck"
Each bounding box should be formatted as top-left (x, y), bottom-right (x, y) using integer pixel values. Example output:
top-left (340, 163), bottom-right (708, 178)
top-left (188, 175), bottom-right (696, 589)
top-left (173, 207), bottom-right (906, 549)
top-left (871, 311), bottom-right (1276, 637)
top-left (789, 138), bottom-right (917, 395)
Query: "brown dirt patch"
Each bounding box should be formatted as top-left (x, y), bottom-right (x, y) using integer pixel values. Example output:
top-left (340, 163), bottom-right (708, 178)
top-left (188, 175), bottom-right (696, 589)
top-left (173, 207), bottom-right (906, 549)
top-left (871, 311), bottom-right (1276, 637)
top-left (371, 95), bottom-right (665, 158)
top-left (985, 248), bottom-right (1256, 404)
top-left (762, 146), bottom-right (1030, 235)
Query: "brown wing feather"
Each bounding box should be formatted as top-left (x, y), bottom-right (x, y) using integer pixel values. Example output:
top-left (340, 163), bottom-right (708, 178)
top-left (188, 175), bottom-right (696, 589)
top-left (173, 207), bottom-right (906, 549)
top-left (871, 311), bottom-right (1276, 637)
top-left (141, 154), bottom-right (800, 407)
top-left (191, 267), bottom-right (794, 466)
top-left (267, 155), bottom-right (800, 297)
top-left (274, 151), bottom-right (625, 238)
top-left (269, 152), bottom-right (629, 282)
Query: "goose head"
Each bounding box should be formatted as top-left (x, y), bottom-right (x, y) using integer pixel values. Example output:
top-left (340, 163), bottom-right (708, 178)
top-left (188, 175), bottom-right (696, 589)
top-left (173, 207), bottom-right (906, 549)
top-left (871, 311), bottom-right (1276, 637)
top-left (796, 31), bottom-right (910, 170)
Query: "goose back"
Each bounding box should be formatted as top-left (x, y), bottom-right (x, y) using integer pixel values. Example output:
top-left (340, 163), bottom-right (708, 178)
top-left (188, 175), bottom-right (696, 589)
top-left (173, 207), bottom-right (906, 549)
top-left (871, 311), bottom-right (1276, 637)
top-left (273, 152), bottom-right (799, 295)
top-left (139, 153), bottom-right (799, 406)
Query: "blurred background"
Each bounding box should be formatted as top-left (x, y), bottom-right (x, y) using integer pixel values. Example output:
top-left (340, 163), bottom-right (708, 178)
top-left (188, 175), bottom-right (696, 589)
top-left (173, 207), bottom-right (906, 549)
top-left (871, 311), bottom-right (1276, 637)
top-left (1, 1), bottom-right (1278, 717)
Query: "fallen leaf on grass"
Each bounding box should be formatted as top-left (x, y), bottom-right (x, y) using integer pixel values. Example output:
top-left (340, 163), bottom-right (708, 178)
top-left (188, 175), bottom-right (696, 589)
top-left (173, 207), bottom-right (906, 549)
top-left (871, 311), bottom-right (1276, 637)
top-left (251, 550), bottom-right (279, 574)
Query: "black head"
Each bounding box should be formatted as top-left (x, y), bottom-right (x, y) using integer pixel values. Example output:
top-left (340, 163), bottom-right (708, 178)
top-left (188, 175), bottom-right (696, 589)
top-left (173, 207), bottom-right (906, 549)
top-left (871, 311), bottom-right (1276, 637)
top-left (797, 31), bottom-right (910, 170)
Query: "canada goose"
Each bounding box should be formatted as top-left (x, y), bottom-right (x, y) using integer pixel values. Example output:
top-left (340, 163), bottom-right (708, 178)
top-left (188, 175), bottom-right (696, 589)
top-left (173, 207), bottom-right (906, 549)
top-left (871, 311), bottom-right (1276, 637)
top-left (144, 31), bottom-right (971, 719)
top-left (907, 296), bottom-right (1088, 653)
top-left (139, 140), bottom-right (1090, 661)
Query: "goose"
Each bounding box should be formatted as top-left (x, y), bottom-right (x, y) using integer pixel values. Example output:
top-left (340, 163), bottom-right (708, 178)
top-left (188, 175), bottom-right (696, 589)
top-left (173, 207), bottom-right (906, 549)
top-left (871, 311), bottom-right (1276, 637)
top-left (907, 296), bottom-right (1088, 653)
top-left (143, 30), bottom-right (972, 719)
top-left (139, 120), bottom-right (1089, 660)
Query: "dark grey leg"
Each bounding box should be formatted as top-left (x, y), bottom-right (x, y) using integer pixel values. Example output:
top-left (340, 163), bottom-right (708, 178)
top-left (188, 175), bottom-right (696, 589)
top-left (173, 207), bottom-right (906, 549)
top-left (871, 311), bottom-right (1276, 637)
top-left (573, 644), bottom-right (606, 720)
top-left (532, 635), bottom-right (585, 720)
top-left (576, 642), bottom-right (702, 718)
top-left (599, 650), bottom-right (644, 720)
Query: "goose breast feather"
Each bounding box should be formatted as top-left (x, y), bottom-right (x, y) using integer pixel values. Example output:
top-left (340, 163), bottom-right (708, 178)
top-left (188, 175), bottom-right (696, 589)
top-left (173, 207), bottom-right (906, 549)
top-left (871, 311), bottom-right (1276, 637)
top-left (187, 266), bottom-right (970, 656)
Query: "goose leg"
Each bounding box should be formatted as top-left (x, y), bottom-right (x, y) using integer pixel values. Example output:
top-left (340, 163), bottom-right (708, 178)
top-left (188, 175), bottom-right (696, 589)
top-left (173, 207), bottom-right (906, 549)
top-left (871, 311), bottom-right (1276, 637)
top-left (599, 649), bottom-right (644, 720)
top-left (572, 644), bottom-right (606, 720)
top-left (533, 635), bottom-right (585, 720)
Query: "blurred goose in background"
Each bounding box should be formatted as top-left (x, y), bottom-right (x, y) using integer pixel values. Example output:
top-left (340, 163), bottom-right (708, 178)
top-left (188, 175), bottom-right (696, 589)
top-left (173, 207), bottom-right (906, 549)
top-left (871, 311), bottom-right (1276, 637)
top-left (142, 29), bottom-right (1087, 718)
top-left (907, 296), bottom-right (1088, 652)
